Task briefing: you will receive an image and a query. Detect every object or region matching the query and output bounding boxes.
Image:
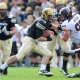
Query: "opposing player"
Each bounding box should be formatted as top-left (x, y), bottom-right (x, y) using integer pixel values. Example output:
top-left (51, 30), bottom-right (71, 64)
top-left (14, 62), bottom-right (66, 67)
top-left (59, 7), bottom-right (80, 78)
top-left (0, 8), bottom-right (63, 76)
top-left (39, 0), bottom-right (72, 76)
top-left (0, 3), bottom-right (16, 75)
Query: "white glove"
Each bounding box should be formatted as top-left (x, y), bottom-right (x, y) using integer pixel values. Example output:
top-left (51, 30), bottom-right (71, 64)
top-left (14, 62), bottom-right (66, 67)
top-left (4, 29), bottom-right (10, 36)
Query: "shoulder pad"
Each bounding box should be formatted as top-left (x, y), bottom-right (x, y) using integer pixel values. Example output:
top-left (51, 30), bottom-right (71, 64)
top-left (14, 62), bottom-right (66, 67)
top-left (11, 17), bottom-right (16, 23)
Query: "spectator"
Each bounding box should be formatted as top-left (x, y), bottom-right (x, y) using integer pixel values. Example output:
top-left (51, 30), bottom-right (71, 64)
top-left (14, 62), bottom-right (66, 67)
top-left (33, 5), bottom-right (41, 18)
top-left (18, 0), bottom-right (27, 11)
top-left (10, 0), bottom-right (21, 24)
top-left (41, 0), bottom-right (50, 10)
top-left (27, 0), bottom-right (37, 10)
top-left (4, 0), bottom-right (11, 11)
top-left (27, 15), bottom-right (34, 26)
top-left (24, 7), bottom-right (33, 19)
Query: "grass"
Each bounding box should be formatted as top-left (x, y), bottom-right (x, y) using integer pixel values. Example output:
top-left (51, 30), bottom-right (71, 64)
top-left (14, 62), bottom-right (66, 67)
top-left (0, 67), bottom-right (80, 80)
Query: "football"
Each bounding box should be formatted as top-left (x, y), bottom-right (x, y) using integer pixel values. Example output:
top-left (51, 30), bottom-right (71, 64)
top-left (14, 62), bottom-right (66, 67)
top-left (42, 30), bottom-right (54, 38)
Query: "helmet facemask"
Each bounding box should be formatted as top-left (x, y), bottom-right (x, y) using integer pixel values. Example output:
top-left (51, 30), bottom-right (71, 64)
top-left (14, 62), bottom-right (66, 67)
top-left (0, 9), bottom-right (7, 17)
top-left (59, 7), bottom-right (72, 21)
top-left (0, 3), bottom-right (7, 18)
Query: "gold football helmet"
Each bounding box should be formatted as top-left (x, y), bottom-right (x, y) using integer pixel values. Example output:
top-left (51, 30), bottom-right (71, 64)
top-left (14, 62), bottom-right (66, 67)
top-left (42, 8), bottom-right (54, 20)
top-left (0, 3), bottom-right (7, 17)
top-left (0, 3), bottom-right (7, 10)
top-left (56, 0), bottom-right (66, 6)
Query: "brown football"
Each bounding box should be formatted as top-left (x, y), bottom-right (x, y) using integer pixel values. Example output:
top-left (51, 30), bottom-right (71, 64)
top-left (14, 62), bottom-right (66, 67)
top-left (42, 30), bottom-right (54, 38)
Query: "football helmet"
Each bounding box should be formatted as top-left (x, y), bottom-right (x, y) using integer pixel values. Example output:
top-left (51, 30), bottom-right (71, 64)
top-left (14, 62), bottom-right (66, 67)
top-left (0, 3), bottom-right (7, 17)
top-left (56, 0), bottom-right (66, 6)
top-left (59, 7), bottom-right (72, 21)
top-left (42, 8), bottom-right (54, 21)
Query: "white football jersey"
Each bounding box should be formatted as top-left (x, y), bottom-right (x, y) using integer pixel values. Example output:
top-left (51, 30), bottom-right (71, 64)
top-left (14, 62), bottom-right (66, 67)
top-left (66, 14), bottom-right (80, 44)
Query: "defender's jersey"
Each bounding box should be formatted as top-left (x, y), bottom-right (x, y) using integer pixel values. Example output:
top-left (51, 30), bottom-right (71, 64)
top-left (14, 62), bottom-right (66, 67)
top-left (66, 14), bottom-right (80, 44)
top-left (27, 17), bottom-right (52, 39)
top-left (0, 16), bottom-right (16, 40)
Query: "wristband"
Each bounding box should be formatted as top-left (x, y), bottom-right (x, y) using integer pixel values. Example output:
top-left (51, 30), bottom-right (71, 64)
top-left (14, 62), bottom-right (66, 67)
top-left (57, 26), bottom-right (62, 30)
top-left (47, 37), bottom-right (52, 41)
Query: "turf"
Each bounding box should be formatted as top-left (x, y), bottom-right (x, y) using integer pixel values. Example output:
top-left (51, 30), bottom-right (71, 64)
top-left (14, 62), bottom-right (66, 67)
top-left (0, 67), bottom-right (80, 80)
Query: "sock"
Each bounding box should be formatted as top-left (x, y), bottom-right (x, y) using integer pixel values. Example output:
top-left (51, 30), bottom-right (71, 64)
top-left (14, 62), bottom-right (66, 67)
top-left (46, 64), bottom-right (50, 72)
top-left (40, 64), bottom-right (46, 70)
top-left (0, 63), bottom-right (8, 70)
top-left (62, 60), bottom-right (68, 69)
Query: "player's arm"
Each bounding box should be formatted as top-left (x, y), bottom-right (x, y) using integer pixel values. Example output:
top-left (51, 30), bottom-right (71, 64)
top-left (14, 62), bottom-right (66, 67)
top-left (36, 29), bottom-right (53, 41)
top-left (9, 27), bottom-right (16, 35)
top-left (4, 17), bottom-right (16, 36)
top-left (9, 18), bottom-right (16, 35)
top-left (61, 30), bottom-right (70, 41)
top-left (36, 21), bottom-right (53, 41)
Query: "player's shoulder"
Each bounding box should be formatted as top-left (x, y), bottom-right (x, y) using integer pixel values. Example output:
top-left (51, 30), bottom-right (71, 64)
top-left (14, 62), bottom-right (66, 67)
top-left (35, 17), bottom-right (47, 30)
top-left (61, 20), bottom-right (68, 27)
top-left (7, 15), bottom-right (16, 23)
top-left (36, 17), bottom-right (46, 24)
top-left (70, 14), bottom-right (80, 22)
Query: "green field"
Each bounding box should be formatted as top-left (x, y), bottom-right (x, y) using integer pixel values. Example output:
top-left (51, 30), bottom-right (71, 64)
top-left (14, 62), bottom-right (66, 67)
top-left (0, 67), bottom-right (80, 80)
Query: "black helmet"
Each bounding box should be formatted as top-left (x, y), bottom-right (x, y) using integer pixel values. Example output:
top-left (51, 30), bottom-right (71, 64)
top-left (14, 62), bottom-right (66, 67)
top-left (59, 7), bottom-right (72, 21)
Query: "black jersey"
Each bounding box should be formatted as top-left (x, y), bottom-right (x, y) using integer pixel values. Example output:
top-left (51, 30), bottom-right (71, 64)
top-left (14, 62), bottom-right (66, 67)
top-left (0, 16), bottom-right (16, 40)
top-left (27, 17), bottom-right (52, 39)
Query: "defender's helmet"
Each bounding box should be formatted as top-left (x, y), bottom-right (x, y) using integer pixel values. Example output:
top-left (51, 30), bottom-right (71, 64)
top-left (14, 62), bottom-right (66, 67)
top-left (59, 7), bottom-right (72, 21)
top-left (42, 8), bottom-right (54, 21)
top-left (0, 3), bottom-right (7, 17)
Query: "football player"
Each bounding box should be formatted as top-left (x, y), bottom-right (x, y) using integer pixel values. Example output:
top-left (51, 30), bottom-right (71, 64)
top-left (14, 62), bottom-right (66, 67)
top-left (59, 7), bottom-right (80, 78)
top-left (0, 3), bottom-right (16, 75)
top-left (0, 8), bottom-right (63, 76)
top-left (39, 0), bottom-right (71, 76)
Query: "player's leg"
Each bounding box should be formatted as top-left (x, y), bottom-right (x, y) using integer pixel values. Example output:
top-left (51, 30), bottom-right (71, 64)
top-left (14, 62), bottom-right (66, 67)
top-left (0, 40), bottom-right (2, 66)
top-left (0, 36), bottom-right (35, 75)
top-left (58, 36), bottom-right (71, 75)
top-left (0, 51), bottom-right (2, 66)
top-left (1, 38), bottom-right (12, 75)
top-left (33, 43), bottom-right (53, 76)
top-left (45, 36), bottom-right (57, 72)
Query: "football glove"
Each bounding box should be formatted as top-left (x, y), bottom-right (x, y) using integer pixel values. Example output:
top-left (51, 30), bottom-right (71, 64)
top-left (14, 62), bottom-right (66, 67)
top-left (4, 29), bottom-right (10, 36)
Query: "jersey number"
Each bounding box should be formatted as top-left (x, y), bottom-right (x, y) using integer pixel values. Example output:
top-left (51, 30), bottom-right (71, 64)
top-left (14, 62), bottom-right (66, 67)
top-left (75, 20), bottom-right (80, 31)
top-left (0, 26), bottom-right (7, 33)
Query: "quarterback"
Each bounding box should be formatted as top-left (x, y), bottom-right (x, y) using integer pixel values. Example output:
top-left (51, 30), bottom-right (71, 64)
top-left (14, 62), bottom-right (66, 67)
top-left (0, 8), bottom-right (64, 76)
top-left (59, 7), bottom-right (80, 78)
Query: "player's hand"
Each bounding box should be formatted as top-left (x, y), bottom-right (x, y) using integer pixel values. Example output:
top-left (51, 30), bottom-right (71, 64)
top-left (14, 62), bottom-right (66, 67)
top-left (50, 33), bottom-right (54, 39)
top-left (4, 29), bottom-right (10, 36)
top-left (62, 27), bottom-right (68, 31)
